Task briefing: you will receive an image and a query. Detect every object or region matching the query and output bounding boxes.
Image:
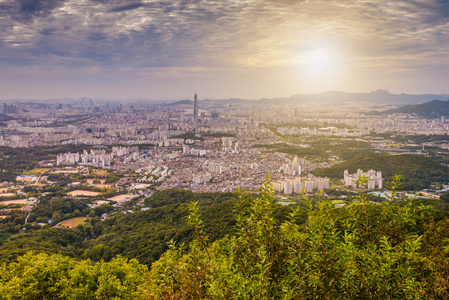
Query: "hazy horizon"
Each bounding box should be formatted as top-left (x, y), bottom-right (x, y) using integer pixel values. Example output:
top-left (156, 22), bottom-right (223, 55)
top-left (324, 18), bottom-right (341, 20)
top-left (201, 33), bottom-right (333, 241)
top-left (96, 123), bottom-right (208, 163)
top-left (2, 88), bottom-right (449, 103)
top-left (1, 0), bottom-right (449, 100)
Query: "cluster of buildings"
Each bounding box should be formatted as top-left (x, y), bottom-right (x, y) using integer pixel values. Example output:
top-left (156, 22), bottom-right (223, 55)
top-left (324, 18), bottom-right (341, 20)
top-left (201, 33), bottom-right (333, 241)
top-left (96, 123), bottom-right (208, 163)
top-left (1, 103), bottom-right (20, 114)
top-left (4, 96), bottom-right (449, 150)
top-left (271, 176), bottom-right (330, 194)
top-left (279, 155), bottom-right (306, 176)
top-left (207, 162), bottom-right (226, 174)
top-left (158, 138), bottom-right (194, 147)
top-left (50, 125), bottom-right (332, 194)
top-left (192, 173), bottom-right (212, 184)
top-left (277, 126), bottom-right (369, 137)
top-left (157, 150), bottom-right (299, 193)
top-left (332, 115), bottom-right (449, 136)
top-left (112, 146), bottom-right (139, 157)
top-left (56, 147), bottom-right (139, 168)
top-left (222, 137), bottom-right (240, 153)
top-left (2, 96), bottom-right (431, 197)
top-left (344, 169), bottom-right (383, 190)
top-left (183, 145), bottom-right (207, 156)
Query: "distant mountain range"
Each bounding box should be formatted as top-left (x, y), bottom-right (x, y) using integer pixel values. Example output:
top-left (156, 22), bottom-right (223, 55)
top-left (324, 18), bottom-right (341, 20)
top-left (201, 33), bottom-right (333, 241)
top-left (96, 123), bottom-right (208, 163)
top-left (381, 99), bottom-right (449, 118)
top-left (4, 90), bottom-right (449, 106)
top-left (164, 99), bottom-right (193, 106)
top-left (201, 90), bottom-right (449, 106)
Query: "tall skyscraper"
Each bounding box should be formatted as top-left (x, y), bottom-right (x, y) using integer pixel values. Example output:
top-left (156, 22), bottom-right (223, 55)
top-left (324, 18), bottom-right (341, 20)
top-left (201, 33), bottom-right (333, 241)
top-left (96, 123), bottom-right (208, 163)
top-left (193, 93), bottom-right (198, 121)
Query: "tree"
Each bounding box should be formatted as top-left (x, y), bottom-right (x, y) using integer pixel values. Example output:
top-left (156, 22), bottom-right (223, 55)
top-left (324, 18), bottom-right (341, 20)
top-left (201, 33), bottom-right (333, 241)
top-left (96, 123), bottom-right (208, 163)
top-left (1, 176), bottom-right (448, 299)
top-left (0, 252), bottom-right (72, 299)
top-left (148, 177), bottom-right (428, 299)
top-left (0, 252), bottom-right (149, 300)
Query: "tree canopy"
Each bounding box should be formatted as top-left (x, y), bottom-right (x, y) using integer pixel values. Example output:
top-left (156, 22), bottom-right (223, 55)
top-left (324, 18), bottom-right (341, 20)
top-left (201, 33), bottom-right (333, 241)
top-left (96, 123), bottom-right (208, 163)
top-left (313, 154), bottom-right (449, 190)
top-left (1, 178), bottom-right (449, 298)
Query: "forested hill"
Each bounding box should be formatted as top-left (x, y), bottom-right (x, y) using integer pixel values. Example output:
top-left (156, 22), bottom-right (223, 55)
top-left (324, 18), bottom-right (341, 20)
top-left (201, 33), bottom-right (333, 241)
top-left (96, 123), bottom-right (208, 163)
top-left (381, 99), bottom-right (449, 118)
top-left (0, 189), bottom-right (292, 266)
top-left (2, 183), bottom-right (449, 298)
top-left (0, 190), bottom-right (232, 265)
top-left (313, 154), bottom-right (449, 190)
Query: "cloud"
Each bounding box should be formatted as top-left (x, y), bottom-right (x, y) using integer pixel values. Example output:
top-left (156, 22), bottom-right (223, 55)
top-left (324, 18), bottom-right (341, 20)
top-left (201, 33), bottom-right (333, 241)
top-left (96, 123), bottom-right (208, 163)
top-left (0, 0), bottom-right (448, 98)
top-left (109, 2), bottom-right (144, 12)
top-left (13, 0), bottom-right (67, 21)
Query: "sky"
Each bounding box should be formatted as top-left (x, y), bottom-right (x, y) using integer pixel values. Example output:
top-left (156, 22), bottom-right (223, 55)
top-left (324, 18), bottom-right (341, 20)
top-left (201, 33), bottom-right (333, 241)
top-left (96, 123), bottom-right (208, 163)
top-left (0, 0), bottom-right (448, 100)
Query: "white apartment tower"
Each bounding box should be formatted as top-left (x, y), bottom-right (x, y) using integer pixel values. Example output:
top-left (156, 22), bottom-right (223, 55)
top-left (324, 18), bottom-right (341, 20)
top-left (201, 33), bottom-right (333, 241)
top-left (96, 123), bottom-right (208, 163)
top-left (193, 93), bottom-right (198, 121)
top-left (344, 169), bottom-right (383, 190)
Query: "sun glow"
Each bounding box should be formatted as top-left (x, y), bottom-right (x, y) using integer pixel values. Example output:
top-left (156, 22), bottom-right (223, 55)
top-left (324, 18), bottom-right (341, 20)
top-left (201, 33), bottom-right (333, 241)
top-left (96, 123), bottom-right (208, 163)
top-left (303, 48), bottom-right (335, 71)
top-left (290, 41), bottom-right (352, 92)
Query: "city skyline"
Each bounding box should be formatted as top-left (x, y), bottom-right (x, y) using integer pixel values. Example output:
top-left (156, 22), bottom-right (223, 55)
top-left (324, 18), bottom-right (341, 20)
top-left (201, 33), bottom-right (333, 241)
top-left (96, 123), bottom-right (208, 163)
top-left (0, 0), bottom-right (449, 100)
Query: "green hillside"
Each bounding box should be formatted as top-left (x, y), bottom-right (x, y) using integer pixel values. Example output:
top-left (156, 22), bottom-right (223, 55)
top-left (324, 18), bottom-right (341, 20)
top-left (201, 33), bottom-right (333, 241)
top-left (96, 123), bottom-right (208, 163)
top-left (2, 184), bottom-right (449, 298)
top-left (0, 189), bottom-right (292, 266)
top-left (382, 99), bottom-right (449, 118)
top-left (313, 154), bottom-right (449, 190)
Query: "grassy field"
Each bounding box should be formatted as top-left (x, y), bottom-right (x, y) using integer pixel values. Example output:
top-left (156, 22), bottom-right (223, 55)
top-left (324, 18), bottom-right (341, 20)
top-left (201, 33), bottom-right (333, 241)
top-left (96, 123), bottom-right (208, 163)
top-left (92, 169), bottom-right (108, 176)
top-left (24, 168), bottom-right (51, 175)
top-left (54, 217), bottom-right (88, 228)
top-left (0, 199), bottom-right (27, 205)
top-left (0, 193), bottom-right (15, 198)
top-left (107, 194), bottom-right (136, 202)
top-left (68, 190), bottom-right (101, 197)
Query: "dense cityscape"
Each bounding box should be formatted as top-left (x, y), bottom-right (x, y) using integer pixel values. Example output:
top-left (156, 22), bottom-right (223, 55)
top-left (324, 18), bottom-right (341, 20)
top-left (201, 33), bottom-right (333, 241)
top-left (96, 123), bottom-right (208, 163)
top-left (2, 93), bottom-right (449, 221)
top-left (2, 92), bottom-right (449, 297)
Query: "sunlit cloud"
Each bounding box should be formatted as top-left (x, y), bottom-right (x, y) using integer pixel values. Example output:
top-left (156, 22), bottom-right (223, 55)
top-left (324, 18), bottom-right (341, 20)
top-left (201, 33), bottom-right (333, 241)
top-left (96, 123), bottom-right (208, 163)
top-left (0, 0), bottom-right (448, 99)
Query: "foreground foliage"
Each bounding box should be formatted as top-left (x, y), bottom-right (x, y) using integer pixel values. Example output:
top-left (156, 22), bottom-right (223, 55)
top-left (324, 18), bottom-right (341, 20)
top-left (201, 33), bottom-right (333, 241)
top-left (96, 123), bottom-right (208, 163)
top-left (0, 253), bottom-right (148, 299)
top-left (2, 177), bottom-right (449, 299)
top-left (148, 176), bottom-right (445, 299)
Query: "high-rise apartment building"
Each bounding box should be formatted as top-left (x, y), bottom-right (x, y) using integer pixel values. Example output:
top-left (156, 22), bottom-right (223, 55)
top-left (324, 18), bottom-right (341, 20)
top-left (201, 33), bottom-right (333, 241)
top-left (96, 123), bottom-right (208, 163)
top-left (344, 169), bottom-right (383, 190)
top-left (193, 93), bottom-right (198, 121)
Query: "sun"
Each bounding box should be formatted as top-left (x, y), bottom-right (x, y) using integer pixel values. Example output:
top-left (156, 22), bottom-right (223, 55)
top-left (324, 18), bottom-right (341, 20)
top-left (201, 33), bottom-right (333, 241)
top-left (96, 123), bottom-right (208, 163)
top-left (303, 48), bottom-right (334, 71)
top-left (289, 42), bottom-right (348, 92)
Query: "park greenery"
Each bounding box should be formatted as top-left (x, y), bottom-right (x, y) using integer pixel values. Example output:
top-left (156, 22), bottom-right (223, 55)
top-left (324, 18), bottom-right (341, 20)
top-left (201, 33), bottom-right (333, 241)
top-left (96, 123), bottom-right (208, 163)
top-left (313, 154), bottom-right (449, 190)
top-left (0, 145), bottom-right (93, 182)
top-left (253, 136), bottom-right (374, 160)
top-left (1, 177), bottom-right (449, 298)
top-left (202, 132), bottom-right (236, 138)
top-left (172, 133), bottom-right (204, 141)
